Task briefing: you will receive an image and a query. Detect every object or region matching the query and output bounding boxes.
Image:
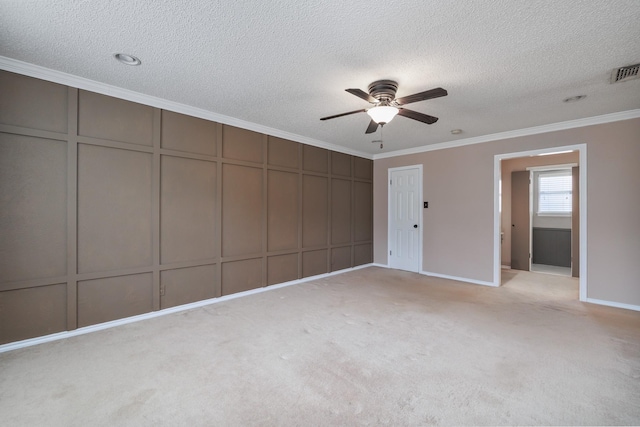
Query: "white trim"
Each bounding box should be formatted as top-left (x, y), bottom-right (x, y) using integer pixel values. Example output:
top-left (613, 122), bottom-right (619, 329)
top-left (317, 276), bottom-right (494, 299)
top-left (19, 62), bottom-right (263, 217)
top-left (0, 56), bottom-right (372, 160)
top-left (371, 263), bottom-right (389, 268)
top-left (493, 155), bottom-right (503, 287)
top-left (373, 110), bottom-right (640, 160)
top-left (4, 57), bottom-right (638, 163)
top-left (526, 163), bottom-right (577, 172)
top-left (578, 146), bottom-right (587, 301)
top-left (420, 271), bottom-right (498, 287)
top-left (374, 263), bottom-right (497, 287)
top-left (493, 144), bottom-right (587, 302)
top-left (585, 298), bottom-right (640, 312)
top-left (501, 265), bottom-right (511, 270)
top-left (0, 264), bottom-right (374, 354)
top-left (387, 165), bottom-right (423, 273)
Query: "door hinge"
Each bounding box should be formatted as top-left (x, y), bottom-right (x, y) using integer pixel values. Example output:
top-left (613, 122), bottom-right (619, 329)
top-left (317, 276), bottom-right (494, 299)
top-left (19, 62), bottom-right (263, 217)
top-left (390, 250), bottom-right (392, 256)
top-left (390, 179), bottom-right (392, 185)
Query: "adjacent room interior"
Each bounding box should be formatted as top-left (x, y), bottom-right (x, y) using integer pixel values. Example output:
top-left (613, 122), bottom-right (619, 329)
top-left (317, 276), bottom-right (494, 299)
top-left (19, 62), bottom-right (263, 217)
top-left (1, 1), bottom-right (639, 425)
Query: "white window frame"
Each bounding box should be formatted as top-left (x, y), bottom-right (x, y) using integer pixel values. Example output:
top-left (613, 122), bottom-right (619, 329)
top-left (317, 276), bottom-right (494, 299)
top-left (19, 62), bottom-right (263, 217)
top-left (536, 169), bottom-right (572, 216)
top-left (527, 163), bottom-right (576, 218)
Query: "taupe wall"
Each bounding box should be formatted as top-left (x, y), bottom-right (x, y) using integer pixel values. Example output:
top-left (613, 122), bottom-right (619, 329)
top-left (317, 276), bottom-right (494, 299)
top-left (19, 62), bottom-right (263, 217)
top-left (374, 118), bottom-right (640, 306)
top-left (0, 71), bottom-right (373, 344)
top-left (501, 152), bottom-right (579, 266)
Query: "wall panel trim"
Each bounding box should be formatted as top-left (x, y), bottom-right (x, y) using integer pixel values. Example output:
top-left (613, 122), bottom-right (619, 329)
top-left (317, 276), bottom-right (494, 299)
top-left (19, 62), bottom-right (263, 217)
top-left (152, 108), bottom-right (161, 311)
top-left (66, 87), bottom-right (78, 330)
top-left (0, 124), bottom-right (68, 142)
top-left (0, 69), bottom-right (373, 344)
top-left (76, 136), bottom-right (155, 153)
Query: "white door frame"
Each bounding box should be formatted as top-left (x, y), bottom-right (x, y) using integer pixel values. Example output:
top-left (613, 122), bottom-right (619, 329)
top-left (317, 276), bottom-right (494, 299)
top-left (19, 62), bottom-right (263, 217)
top-left (493, 144), bottom-right (587, 301)
top-left (388, 164), bottom-right (423, 272)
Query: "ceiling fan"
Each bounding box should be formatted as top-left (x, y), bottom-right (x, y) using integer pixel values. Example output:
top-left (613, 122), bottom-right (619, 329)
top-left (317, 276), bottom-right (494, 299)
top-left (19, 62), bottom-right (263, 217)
top-left (320, 80), bottom-right (447, 134)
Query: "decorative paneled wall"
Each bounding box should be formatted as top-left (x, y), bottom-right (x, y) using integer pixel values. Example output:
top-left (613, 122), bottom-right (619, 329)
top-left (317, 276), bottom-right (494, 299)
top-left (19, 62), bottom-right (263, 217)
top-left (0, 71), bottom-right (373, 344)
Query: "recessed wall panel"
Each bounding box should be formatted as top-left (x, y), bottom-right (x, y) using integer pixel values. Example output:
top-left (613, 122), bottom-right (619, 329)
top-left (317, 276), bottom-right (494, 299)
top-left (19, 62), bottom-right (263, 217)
top-left (161, 110), bottom-right (217, 156)
top-left (331, 246), bottom-right (351, 272)
top-left (77, 273), bottom-right (153, 327)
top-left (221, 258), bottom-right (262, 295)
top-left (160, 265), bottom-right (216, 309)
top-left (303, 145), bottom-right (328, 173)
top-left (354, 244), bottom-right (373, 266)
top-left (331, 178), bottom-right (352, 245)
top-left (0, 284), bottom-right (66, 344)
top-left (78, 90), bottom-right (153, 146)
top-left (302, 249), bottom-right (328, 278)
top-left (77, 144), bottom-right (153, 273)
top-left (268, 170), bottom-right (298, 252)
top-left (268, 136), bottom-right (299, 169)
top-left (222, 125), bottom-right (263, 163)
top-left (354, 181), bottom-right (373, 242)
top-left (0, 71), bottom-right (67, 133)
top-left (331, 152), bottom-right (351, 177)
top-left (222, 164), bottom-right (263, 257)
top-left (161, 156), bottom-right (216, 264)
top-left (302, 175), bottom-right (328, 247)
top-left (0, 134), bottom-right (67, 283)
top-left (0, 72), bottom-right (380, 344)
top-left (354, 157), bottom-right (373, 180)
top-left (267, 254), bottom-right (298, 286)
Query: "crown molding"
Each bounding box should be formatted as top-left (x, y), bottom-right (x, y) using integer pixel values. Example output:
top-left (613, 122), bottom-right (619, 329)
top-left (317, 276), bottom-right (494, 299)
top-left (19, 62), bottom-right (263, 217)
top-left (0, 56), bottom-right (373, 160)
top-left (3, 56), bottom-right (638, 163)
top-left (373, 109), bottom-right (640, 160)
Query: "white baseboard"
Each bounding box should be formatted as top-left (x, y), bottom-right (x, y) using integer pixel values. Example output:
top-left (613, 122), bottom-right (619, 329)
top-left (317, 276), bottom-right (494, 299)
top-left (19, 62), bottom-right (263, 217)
top-left (0, 263), bottom-right (376, 354)
top-left (501, 265), bottom-right (511, 270)
top-left (370, 263), bottom-right (389, 268)
top-left (420, 270), bottom-right (498, 287)
top-left (585, 298), bottom-right (640, 312)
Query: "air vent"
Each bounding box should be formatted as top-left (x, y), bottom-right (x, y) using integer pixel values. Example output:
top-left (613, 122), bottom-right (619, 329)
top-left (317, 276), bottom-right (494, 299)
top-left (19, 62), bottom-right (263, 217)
top-left (610, 63), bottom-right (640, 83)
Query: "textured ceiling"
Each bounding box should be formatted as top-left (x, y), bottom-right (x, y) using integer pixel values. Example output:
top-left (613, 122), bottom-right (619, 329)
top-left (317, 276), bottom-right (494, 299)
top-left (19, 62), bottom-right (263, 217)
top-left (1, 0), bottom-right (639, 156)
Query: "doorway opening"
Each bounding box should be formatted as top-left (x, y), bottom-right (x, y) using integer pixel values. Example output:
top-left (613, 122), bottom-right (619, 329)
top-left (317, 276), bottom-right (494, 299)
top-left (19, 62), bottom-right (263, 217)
top-left (493, 145), bottom-right (587, 301)
top-left (529, 166), bottom-right (576, 277)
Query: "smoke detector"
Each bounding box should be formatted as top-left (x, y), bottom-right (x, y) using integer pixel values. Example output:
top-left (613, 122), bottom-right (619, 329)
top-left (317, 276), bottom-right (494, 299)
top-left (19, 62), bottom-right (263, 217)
top-left (610, 63), bottom-right (640, 83)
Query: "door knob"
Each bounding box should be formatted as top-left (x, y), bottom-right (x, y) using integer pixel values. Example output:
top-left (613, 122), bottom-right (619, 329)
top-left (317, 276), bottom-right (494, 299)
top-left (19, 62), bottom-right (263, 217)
top-left (413, 224), bottom-right (418, 228)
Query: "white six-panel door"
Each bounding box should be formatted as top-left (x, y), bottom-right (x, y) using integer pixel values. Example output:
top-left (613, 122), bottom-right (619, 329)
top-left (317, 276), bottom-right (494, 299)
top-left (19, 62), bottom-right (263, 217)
top-left (388, 166), bottom-right (422, 272)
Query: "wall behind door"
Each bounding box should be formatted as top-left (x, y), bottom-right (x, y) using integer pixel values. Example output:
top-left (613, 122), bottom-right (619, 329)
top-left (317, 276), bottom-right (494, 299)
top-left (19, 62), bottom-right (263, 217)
top-left (0, 71), bottom-right (373, 344)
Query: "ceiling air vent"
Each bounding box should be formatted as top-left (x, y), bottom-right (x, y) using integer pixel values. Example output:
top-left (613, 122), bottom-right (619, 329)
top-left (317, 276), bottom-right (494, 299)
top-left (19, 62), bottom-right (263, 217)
top-left (610, 63), bottom-right (640, 83)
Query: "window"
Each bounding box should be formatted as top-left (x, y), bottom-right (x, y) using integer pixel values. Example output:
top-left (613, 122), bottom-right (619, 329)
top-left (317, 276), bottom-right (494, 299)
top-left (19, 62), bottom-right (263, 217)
top-left (537, 169), bottom-right (572, 214)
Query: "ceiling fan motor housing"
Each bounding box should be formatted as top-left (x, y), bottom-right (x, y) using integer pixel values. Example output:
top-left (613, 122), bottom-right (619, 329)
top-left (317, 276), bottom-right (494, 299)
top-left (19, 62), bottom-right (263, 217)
top-left (368, 80), bottom-right (398, 103)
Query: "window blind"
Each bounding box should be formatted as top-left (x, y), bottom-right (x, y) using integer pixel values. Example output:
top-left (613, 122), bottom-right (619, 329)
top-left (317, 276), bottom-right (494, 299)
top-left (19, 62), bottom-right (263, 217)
top-left (538, 170), bottom-right (572, 214)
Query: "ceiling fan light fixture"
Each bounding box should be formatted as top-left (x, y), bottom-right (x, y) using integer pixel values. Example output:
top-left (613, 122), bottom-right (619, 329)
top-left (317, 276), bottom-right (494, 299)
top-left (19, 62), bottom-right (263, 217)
top-left (367, 105), bottom-right (399, 124)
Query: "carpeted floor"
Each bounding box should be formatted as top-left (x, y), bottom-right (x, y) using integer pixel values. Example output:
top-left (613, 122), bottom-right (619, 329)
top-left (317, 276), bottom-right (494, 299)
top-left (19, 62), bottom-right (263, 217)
top-left (1, 267), bottom-right (639, 426)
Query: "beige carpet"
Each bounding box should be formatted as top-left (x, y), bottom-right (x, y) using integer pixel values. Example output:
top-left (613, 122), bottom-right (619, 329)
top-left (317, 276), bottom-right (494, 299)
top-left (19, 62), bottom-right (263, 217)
top-left (1, 267), bottom-right (639, 426)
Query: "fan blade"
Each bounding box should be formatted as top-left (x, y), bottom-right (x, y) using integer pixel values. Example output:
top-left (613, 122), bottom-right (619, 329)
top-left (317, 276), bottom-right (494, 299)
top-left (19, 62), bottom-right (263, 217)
top-left (398, 108), bottom-right (439, 124)
top-left (365, 120), bottom-right (379, 134)
top-left (345, 88), bottom-right (377, 103)
top-left (320, 109), bottom-right (366, 121)
top-left (395, 87), bottom-right (447, 105)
